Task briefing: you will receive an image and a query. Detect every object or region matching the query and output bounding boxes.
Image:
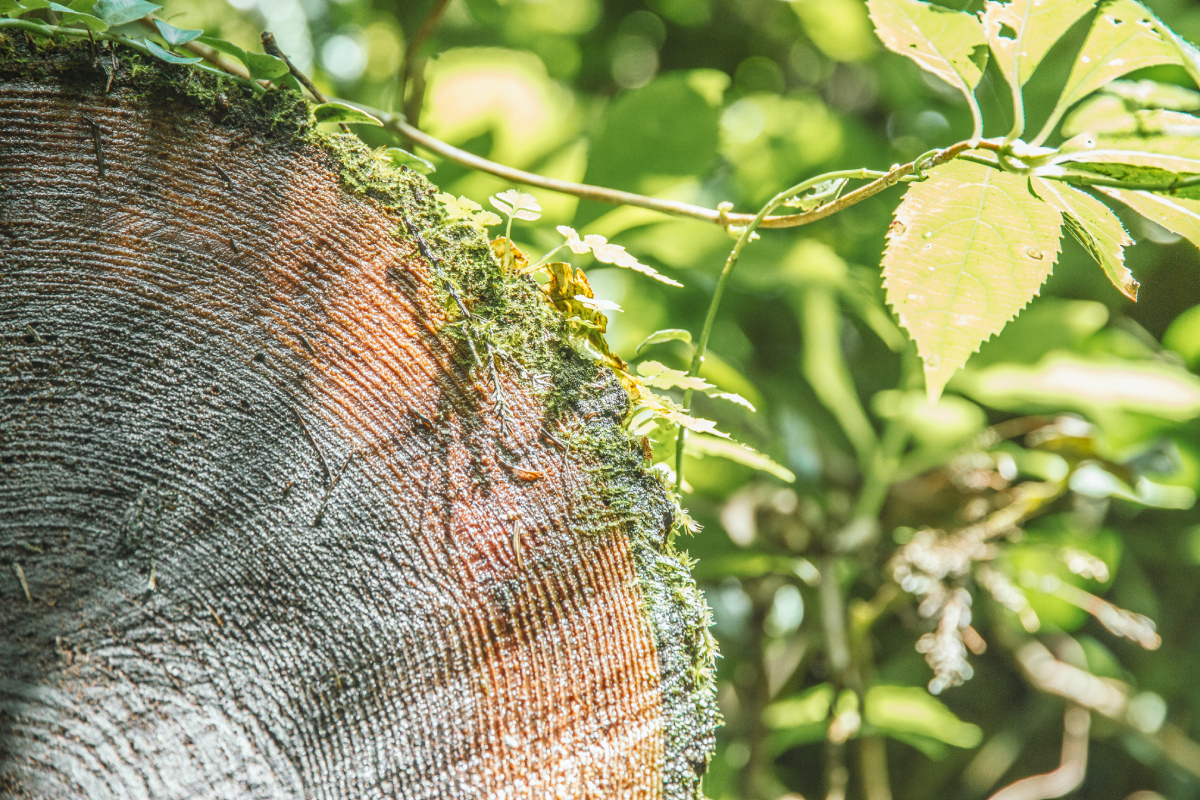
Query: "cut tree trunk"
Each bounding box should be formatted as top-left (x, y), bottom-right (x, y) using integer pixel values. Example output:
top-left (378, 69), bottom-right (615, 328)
top-left (0, 38), bottom-right (717, 799)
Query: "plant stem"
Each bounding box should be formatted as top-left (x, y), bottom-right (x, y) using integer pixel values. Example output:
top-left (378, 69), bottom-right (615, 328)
top-left (399, 0), bottom-right (452, 145)
top-left (673, 168), bottom-right (901, 491)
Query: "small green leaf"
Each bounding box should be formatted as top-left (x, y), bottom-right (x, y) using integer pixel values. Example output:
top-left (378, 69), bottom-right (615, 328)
top-left (144, 40), bottom-right (202, 64)
top-left (382, 147), bottom-right (435, 174)
top-left (981, 0), bottom-right (1094, 88)
top-left (1097, 186), bottom-right (1200, 249)
top-left (48, 0), bottom-right (106, 30)
top-left (636, 328), bottom-right (693, 354)
top-left (883, 161), bottom-right (1063, 401)
top-left (153, 18), bottom-right (201, 45)
top-left (490, 189), bottom-right (542, 221)
top-left (686, 433), bottom-right (796, 483)
top-left (196, 35), bottom-right (247, 66)
top-left (867, 0), bottom-right (988, 98)
top-left (573, 294), bottom-right (622, 313)
top-left (1043, 0), bottom-right (1182, 139)
top-left (1031, 177), bottom-right (1137, 300)
top-left (312, 101), bottom-right (382, 126)
top-left (556, 225), bottom-right (683, 287)
top-left (91, 0), bottom-right (159, 26)
top-left (244, 51), bottom-right (289, 81)
top-left (865, 685), bottom-right (983, 750)
top-left (637, 360), bottom-right (713, 392)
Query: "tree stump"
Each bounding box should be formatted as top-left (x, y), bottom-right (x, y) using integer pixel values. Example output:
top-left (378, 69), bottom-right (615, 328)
top-left (0, 39), bottom-right (718, 799)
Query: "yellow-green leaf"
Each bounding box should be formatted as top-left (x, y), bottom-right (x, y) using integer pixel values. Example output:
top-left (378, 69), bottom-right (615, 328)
top-left (867, 0), bottom-right (988, 99)
top-left (1031, 178), bottom-right (1137, 300)
top-left (981, 0), bottom-right (1094, 87)
top-left (636, 328), bottom-right (693, 354)
top-left (637, 361), bottom-right (712, 392)
top-left (1042, 0), bottom-right (1182, 140)
top-left (1097, 187), bottom-right (1200, 248)
top-left (686, 433), bottom-right (796, 483)
top-left (883, 161), bottom-right (1063, 401)
top-left (312, 102), bottom-right (382, 126)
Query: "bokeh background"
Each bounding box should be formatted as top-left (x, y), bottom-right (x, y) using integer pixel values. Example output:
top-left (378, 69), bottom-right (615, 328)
top-left (156, 0), bottom-right (1200, 797)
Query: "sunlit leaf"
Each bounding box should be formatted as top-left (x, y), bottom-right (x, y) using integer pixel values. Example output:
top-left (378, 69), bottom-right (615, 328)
top-left (1031, 177), bottom-right (1137, 300)
top-left (574, 294), bottom-right (623, 313)
top-left (490, 189), bottom-right (542, 221)
top-left (980, 0), bottom-right (1094, 87)
top-left (636, 328), bottom-right (693, 354)
top-left (144, 41), bottom-right (202, 65)
top-left (91, 0), bottom-right (158, 25)
top-left (153, 18), bottom-right (201, 45)
top-left (686, 433), bottom-right (795, 482)
top-left (710, 391), bottom-right (756, 411)
top-left (1046, 0), bottom-right (1182, 134)
top-left (47, 1), bottom-right (106, 30)
top-left (1106, 79), bottom-right (1200, 110)
top-left (883, 160), bottom-right (1063, 401)
top-left (959, 353), bottom-right (1200, 420)
top-left (1064, 100), bottom-right (1200, 137)
top-left (243, 51), bottom-right (289, 81)
top-left (382, 146), bottom-right (435, 174)
top-left (555, 225), bottom-right (682, 287)
top-left (865, 685), bottom-right (983, 750)
top-left (867, 0), bottom-right (988, 101)
top-left (1097, 186), bottom-right (1200, 248)
top-left (637, 360), bottom-right (713, 392)
top-left (312, 102), bottom-right (382, 126)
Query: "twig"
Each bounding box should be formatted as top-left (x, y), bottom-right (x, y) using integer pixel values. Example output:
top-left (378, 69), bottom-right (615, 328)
top-left (13, 563), bottom-right (31, 603)
top-left (986, 707), bottom-right (1090, 800)
top-left (260, 31), bottom-right (351, 133)
top-left (314, 452), bottom-right (355, 525)
top-left (387, 114), bottom-right (989, 229)
top-left (290, 405), bottom-right (331, 487)
top-left (399, 0), bottom-right (452, 142)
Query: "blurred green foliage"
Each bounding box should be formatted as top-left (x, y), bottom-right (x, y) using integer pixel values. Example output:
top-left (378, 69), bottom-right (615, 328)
top-left (153, 0), bottom-right (1200, 797)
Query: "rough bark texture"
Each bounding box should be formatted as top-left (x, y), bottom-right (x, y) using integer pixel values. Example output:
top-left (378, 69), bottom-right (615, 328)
top-left (0, 39), bottom-right (718, 799)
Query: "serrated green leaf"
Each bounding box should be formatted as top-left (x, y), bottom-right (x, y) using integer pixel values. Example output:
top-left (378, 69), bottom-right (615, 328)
top-left (1063, 98), bottom-right (1200, 137)
top-left (1097, 186), bottom-right (1200, 248)
top-left (48, 0), bottom-right (106, 30)
top-left (311, 101), bottom-right (382, 126)
top-left (883, 161), bottom-right (1063, 401)
top-left (153, 18), bottom-right (201, 45)
top-left (867, 0), bottom-right (988, 99)
top-left (382, 147), bottom-right (435, 174)
top-left (636, 328), bottom-right (693, 354)
top-left (1043, 0), bottom-right (1182, 139)
top-left (1031, 177), bottom-right (1137, 300)
top-left (91, 0), bottom-right (158, 25)
top-left (144, 40), bottom-right (202, 64)
top-left (710, 391), bottom-right (756, 411)
top-left (1150, 12), bottom-right (1200, 91)
top-left (981, 0), bottom-right (1094, 88)
top-left (244, 51), bottom-right (289, 81)
top-left (490, 189), bottom-right (542, 221)
top-left (686, 433), bottom-right (796, 482)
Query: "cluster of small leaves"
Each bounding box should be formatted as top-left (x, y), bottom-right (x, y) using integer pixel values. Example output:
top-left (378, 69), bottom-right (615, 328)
top-left (867, 0), bottom-right (1200, 400)
top-left (439, 189), bottom-right (791, 489)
